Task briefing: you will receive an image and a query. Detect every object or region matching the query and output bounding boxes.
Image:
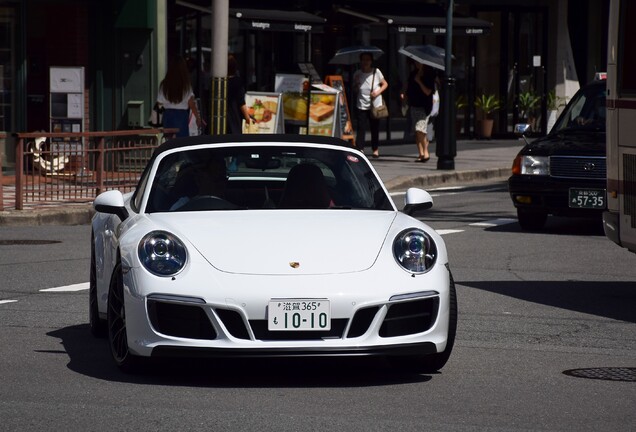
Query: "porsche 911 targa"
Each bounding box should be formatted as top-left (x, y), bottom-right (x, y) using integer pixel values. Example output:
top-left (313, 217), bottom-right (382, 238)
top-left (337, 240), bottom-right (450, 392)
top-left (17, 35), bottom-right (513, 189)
top-left (90, 134), bottom-right (456, 373)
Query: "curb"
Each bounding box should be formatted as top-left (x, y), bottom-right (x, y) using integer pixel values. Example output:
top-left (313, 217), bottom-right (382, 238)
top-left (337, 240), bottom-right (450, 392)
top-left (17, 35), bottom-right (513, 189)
top-left (384, 167), bottom-right (511, 192)
top-left (0, 205), bottom-right (96, 227)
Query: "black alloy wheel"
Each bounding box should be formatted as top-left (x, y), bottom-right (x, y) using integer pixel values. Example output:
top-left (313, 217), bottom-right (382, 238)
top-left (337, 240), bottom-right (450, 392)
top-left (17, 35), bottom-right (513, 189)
top-left (89, 234), bottom-right (107, 338)
top-left (107, 262), bottom-right (139, 372)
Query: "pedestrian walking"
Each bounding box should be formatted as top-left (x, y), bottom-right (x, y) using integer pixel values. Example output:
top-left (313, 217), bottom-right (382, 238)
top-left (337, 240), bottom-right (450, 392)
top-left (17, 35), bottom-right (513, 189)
top-left (156, 56), bottom-right (203, 137)
top-left (226, 54), bottom-right (252, 134)
top-left (404, 62), bottom-right (435, 162)
top-left (353, 52), bottom-right (388, 158)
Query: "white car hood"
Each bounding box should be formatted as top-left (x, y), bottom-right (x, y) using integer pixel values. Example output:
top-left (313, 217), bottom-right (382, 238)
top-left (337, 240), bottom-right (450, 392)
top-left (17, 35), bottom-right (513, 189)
top-left (150, 211), bottom-right (397, 275)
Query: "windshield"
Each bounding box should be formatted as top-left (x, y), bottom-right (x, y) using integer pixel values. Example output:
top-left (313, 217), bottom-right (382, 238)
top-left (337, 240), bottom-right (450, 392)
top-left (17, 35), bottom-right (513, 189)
top-left (145, 145), bottom-right (394, 212)
top-left (552, 83), bottom-right (606, 133)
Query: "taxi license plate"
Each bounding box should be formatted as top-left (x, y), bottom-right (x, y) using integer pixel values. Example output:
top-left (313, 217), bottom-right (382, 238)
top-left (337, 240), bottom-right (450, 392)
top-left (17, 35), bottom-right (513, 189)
top-left (268, 299), bottom-right (330, 331)
top-left (568, 188), bottom-right (606, 209)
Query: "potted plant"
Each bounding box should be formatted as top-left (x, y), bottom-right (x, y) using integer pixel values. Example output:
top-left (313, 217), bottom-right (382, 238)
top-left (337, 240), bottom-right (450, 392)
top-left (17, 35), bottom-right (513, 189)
top-left (518, 91), bottom-right (541, 132)
top-left (455, 95), bottom-right (468, 135)
top-left (456, 94), bottom-right (468, 110)
top-left (474, 93), bottom-right (502, 138)
top-left (546, 89), bottom-right (566, 132)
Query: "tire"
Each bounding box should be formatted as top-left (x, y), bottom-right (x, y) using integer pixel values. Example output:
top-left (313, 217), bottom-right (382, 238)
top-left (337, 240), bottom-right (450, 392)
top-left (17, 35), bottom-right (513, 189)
top-left (389, 270), bottom-right (458, 374)
top-left (517, 208), bottom-right (548, 231)
top-left (107, 262), bottom-right (140, 372)
top-left (89, 236), bottom-right (107, 338)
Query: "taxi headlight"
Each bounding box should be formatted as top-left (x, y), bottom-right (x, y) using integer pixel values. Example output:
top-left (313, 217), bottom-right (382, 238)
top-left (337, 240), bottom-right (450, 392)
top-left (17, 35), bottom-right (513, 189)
top-left (138, 231), bottom-right (187, 276)
top-left (393, 229), bottom-right (437, 273)
top-left (520, 155), bottom-right (550, 175)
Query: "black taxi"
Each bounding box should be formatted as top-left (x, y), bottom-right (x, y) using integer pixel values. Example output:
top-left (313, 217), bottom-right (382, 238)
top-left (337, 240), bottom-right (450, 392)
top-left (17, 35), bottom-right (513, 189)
top-left (509, 78), bottom-right (606, 230)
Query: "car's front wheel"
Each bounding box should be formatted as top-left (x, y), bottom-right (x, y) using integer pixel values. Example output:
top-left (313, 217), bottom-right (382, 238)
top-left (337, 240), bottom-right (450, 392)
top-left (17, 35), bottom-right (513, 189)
top-left (517, 208), bottom-right (548, 230)
top-left (107, 262), bottom-right (140, 372)
top-left (388, 271), bottom-right (458, 374)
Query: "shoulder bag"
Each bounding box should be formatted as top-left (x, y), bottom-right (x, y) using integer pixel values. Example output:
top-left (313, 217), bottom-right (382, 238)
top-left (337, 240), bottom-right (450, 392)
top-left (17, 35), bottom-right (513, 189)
top-left (370, 68), bottom-right (389, 119)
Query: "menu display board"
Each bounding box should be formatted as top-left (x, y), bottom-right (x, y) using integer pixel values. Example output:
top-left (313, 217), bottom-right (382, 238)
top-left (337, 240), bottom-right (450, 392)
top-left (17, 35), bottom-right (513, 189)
top-left (307, 91), bottom-right (338, 137)
top-left (275, 73), bottom-right (309, 122)
top-left (242, 92), bottom-right (284, 134)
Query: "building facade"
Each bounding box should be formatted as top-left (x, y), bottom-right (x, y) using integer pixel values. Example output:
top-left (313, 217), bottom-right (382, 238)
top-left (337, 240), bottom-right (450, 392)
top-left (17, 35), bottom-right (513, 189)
top-left (0, 0), bottom-right (609, 167)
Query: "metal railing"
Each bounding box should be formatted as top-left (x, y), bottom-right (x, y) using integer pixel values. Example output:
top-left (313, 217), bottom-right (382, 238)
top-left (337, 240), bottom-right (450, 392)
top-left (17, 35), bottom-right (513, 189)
top-left (9, 129), bottom-right (178, 210)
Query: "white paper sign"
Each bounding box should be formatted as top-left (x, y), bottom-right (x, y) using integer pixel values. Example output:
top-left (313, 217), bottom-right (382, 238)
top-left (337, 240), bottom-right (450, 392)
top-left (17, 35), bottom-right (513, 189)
top-left (50, 67), bottom-right (84, 93)
top-left (274, 74), bottom-right (307, 93)
top-left (67, 93), bottom-right (82, 118)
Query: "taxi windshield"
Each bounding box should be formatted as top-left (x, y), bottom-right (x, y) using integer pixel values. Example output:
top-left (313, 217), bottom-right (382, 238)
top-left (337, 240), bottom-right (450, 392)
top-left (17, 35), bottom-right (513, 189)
top-left (553, 83), bottom-right (606, 133)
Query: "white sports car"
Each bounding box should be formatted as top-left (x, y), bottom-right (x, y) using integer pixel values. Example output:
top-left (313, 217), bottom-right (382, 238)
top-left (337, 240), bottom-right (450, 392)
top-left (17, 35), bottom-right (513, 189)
top-left (90, 135), bottom-right (456, 373)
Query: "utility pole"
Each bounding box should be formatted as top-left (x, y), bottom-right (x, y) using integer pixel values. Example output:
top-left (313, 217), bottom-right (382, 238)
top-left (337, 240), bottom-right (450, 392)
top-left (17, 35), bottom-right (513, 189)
top-left (210, 0), bottom-right (229, 134)
top-left (437, 0), bottom-right (456, 170)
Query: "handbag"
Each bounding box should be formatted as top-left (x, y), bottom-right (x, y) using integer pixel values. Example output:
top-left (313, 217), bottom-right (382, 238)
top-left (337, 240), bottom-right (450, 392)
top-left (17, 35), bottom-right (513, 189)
top-left (370, 68), bottom-right (389, 119)
top-left (371, 97), bottom-right (389, 119)
top-left (148, 102), bottom-right (164, 127)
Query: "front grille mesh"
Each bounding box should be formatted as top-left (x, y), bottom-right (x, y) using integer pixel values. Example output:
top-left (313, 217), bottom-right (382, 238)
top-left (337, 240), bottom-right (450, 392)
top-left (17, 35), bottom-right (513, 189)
top-left (550, 156), bottom-right (606, 179)
top-left (148, 295), bottom-right (441, 342)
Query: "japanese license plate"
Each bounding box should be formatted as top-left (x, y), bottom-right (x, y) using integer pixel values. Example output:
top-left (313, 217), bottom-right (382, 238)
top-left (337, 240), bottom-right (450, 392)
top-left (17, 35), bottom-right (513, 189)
top-left (568, 188), bottom-right (606, 209)
top-left (268, 299), bottom-right (331, 331)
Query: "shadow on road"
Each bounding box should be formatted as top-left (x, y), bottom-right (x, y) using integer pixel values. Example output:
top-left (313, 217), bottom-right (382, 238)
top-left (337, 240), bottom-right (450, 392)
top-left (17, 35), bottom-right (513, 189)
top-left (459, 280), bottom-right (636, 323)
top-left (46, 324), bottom-right (434, 386)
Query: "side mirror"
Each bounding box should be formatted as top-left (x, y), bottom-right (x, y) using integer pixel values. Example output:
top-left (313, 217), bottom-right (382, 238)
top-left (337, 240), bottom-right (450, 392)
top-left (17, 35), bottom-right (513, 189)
top-left (514, 123), bottom-right (531, 136)
top-left (93, 190), bottom-right (129, 221)
top-left (403, 187), bottom-right (433, 216)
top-left (514, 123), bottom-right (531, 145)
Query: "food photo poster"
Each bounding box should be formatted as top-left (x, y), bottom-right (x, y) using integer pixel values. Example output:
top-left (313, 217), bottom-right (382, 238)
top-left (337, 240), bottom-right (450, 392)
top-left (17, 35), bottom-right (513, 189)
top-left (242, 92), bottom-right (284, 134)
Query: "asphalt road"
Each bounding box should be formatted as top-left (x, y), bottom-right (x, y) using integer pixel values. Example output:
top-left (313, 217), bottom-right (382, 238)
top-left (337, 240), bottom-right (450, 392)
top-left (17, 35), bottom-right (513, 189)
top-left (1, 180), bottom-right (635, 431)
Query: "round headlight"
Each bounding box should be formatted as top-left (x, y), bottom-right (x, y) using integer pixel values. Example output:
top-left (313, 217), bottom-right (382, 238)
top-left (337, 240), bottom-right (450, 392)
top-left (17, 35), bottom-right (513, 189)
top-left (393, 229), bottom-right (437, 273)
top-left (138, 231), bottom-right (187, 276)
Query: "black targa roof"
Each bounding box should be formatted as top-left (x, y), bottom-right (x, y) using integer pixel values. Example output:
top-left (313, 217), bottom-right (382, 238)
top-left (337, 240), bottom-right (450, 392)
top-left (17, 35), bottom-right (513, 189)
top-left (152, 134), bottom-right (351, 159)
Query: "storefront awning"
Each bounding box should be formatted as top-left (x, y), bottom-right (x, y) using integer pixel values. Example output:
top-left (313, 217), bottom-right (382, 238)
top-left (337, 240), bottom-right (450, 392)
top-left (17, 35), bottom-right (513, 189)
top-left (380, 15), bottom-right (493, 36)
top-left (231, 8), bottom-right (326, 33)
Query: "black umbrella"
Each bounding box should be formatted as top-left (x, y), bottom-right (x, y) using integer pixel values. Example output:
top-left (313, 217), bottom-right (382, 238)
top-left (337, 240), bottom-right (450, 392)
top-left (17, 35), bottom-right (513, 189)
top-left (328, 45), bottom-right (384, 65)
top-left (398, 45), bottom-right (448, 71)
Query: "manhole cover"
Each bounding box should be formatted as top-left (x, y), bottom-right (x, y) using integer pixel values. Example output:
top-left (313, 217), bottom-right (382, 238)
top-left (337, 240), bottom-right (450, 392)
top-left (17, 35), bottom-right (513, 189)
top-left (0, 239), bottom-right (62, 245)
top-left (563, 367), bottom-right (636, 382)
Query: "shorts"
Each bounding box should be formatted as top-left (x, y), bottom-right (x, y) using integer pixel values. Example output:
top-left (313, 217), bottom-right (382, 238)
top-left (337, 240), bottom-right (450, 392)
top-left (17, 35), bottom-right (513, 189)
top-left (410, 107), bottom-right (430, 134)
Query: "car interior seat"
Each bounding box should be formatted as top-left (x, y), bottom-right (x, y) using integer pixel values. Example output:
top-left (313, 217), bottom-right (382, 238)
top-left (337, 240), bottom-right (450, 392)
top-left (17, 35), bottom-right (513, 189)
top-left (279, 163), bottom-right (331, 209)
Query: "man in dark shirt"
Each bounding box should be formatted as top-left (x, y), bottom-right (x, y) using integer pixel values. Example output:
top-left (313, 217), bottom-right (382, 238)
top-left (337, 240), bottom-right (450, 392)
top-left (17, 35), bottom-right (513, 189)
top-left (226, 55), bottom-right (252, 134)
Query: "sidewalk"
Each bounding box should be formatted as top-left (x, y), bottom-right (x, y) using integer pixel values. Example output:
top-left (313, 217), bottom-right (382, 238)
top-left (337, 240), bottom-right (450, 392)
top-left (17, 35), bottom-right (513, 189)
top-left (0, 138), bottom-right (523, 226)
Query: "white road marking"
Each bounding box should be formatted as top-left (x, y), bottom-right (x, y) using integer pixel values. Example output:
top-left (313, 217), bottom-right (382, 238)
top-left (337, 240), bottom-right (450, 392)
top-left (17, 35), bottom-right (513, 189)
top-left (0, 300), bottom-right (18, 305)
top-left (40, 282), bottom-right (89, 293)
top-left (469, 218), bottom-right (516, 227)
top-left (436, 229), bottom-right (464, 235)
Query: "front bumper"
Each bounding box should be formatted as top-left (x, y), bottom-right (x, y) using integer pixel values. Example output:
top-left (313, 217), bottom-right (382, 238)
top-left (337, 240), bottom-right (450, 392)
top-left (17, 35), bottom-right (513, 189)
top-left (151, 342), bottom-right (438, 358)
top-left (122, 263), bottom-right (452, 358)
top-left (508, 175), bottom-right (606, 216)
